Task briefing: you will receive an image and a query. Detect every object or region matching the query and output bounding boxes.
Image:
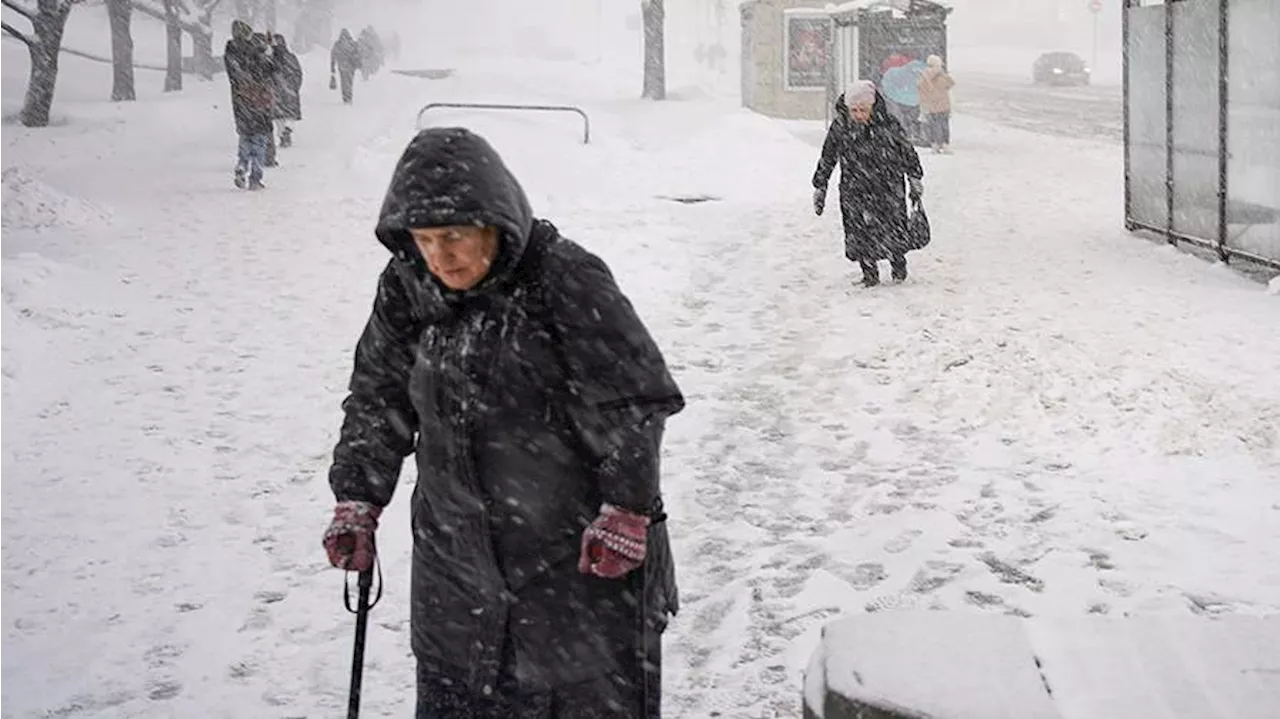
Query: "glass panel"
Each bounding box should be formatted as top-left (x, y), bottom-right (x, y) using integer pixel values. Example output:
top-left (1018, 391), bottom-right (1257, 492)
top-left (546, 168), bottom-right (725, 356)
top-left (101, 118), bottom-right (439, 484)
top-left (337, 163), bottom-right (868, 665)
top-left (1169, 0), bottom-right (1221, 240)
top-left (1126, 5), bottom-right (1167, 228)
top-left (1226, 0), bottom-right (1280, 262)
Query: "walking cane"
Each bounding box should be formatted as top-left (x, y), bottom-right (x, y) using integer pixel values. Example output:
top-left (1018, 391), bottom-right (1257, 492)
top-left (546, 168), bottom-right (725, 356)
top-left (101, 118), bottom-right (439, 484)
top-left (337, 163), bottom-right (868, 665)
top-left (344, 557), bottom-right (383, 719)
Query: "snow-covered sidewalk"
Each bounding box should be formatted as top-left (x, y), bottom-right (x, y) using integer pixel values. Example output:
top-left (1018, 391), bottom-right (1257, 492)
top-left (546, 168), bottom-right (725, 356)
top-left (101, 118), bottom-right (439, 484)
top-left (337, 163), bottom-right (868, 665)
top-left (4, 49), bottom-right (1279, 718)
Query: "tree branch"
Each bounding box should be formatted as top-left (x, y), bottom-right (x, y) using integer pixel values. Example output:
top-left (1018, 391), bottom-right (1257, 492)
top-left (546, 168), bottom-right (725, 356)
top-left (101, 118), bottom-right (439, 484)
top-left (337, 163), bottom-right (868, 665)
top-left (1, 0), bottom-right (36, 23)
top-left (131, 0), bottom-right (202, 34)
top-left (1, 20), bottom-right (31, 45)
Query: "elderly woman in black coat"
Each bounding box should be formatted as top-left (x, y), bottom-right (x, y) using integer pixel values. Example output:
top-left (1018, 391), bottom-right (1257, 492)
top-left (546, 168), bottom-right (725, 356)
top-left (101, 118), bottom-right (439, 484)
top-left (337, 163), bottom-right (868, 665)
top-left (813, 80), bottom-right (925, 287)
top-left (322, 127), bottom-right (684, 718)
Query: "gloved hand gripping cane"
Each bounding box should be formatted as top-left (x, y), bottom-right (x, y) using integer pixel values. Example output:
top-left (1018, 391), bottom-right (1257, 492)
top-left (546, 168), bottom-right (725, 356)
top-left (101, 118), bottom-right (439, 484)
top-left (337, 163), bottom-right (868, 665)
top-left (323, 501), bottom-right (383, 718)
top-left (343, 558), bottom-right (382, 718)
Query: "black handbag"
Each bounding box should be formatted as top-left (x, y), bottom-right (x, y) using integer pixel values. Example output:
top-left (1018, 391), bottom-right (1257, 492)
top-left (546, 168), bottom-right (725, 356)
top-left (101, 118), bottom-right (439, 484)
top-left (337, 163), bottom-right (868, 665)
top-left (904, 197), bottom-right (932, 251)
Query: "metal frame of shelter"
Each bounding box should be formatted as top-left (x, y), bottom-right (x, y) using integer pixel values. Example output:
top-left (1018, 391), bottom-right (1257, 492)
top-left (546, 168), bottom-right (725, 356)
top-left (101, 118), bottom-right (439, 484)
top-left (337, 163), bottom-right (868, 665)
top-left (1122, 0), bottom-right (1280, 269)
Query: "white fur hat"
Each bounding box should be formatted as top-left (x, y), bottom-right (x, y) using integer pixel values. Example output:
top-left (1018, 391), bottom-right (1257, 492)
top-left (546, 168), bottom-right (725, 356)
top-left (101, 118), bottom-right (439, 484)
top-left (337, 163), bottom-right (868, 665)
top-left (845, 80), bottom-right (877, 107)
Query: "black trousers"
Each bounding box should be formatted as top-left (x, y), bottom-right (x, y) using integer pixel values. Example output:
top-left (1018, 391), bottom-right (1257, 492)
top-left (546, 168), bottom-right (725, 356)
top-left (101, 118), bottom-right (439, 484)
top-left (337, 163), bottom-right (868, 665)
top-left (926, 112), bottom-right (951, 146)
top-left (415, 640), bottom-right (661, 718)
top-left (859, 255), bottom-right (907, 283)
top-left (339, 69), bottom-right (355, 103)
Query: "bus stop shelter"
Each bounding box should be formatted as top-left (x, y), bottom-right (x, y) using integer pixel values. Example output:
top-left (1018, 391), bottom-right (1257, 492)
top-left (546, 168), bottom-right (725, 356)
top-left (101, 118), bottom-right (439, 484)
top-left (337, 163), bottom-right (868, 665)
top-left (1124, 0), bottom-right (1280, 268)
top-left (739, 0), bottom-right (949, 127)
top-left (824, 0), bottom-right (950, 143)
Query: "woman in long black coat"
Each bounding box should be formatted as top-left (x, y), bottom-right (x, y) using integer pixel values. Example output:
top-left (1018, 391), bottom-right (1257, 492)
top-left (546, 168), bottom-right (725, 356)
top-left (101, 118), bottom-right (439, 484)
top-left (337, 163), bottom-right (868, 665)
top-left (813, 80), bottom-right (925, 287)
top-left (270, 34), bottom-right (302, 147)
top-left (322, 127), bottom-right (684, 718)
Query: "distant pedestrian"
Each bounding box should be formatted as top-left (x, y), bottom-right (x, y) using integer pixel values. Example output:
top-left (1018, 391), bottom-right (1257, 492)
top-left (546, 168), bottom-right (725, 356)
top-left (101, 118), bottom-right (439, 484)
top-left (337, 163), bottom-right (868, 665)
top-left (918, 55), bottom-right (955, 154)
top-left (357, 26), bottom-right (384, 81)
top-left (330, 29), bottom-right (361, 104)
top-left (271, 34), bottom-right (303, 149)
top-left (224, 20), bottom-right (275, 190)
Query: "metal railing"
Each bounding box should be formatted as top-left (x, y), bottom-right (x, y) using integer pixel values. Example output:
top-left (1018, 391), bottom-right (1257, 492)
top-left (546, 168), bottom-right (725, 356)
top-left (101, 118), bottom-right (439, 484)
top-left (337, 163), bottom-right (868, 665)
top-left (415, 102), bottom-right (591, 144)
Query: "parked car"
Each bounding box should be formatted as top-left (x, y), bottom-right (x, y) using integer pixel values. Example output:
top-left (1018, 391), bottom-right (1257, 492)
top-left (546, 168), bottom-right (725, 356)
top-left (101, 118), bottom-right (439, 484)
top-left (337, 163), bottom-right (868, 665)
top-left (1033, 51), bottom-right (1091, 86)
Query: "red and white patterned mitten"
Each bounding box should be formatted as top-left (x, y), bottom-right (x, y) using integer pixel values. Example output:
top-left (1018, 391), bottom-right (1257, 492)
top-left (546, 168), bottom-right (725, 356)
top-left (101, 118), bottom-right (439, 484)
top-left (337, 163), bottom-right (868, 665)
top-left (578, 503), bottom-right (649, 579)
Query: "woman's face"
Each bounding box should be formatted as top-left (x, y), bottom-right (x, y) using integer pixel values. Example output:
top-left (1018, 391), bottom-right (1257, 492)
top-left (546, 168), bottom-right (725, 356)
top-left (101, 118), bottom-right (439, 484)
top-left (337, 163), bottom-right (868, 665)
top-left (848, 102), bottom-right (873, 124)
top-left (409, 225), bottom-right (500, 290)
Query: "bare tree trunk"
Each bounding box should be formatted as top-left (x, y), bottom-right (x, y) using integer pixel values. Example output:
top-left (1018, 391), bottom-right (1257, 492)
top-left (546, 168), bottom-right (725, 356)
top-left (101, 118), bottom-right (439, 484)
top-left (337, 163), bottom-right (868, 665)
top-left (15, 1), bottom-right (75, 127)
top-left (192, 27), bottom-right (213, 80)
top-left (106, 0), bottom-right (135, 101)
top-left (192, 0), bottom-right (219, 81)
top-left (642, 0), bottom-right (665, 100)
top-left (163, 0), bottom-right (182, 91)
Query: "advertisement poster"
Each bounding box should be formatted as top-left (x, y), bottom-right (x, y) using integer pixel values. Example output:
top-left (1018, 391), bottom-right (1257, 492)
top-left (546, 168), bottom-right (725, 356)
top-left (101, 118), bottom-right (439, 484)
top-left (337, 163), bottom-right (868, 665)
top-left (784, 14), bottom-right (831, 90)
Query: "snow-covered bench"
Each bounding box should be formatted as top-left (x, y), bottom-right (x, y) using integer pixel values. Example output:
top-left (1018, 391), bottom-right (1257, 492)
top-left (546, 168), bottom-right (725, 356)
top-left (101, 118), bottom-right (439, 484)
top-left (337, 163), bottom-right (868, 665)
top-left (802, 611), bottom-right (1280, 719)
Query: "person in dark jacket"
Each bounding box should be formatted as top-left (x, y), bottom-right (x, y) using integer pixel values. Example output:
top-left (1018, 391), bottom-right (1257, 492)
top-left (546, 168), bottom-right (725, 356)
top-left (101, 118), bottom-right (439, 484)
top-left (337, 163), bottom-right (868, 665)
top-left (224, 20), bottom-right (275, 189)
top-left (330, 29), bottom-right (361, 104)
top-left (270, 34), bottom-right (303, 148)
top-left (357, 25), bottom-right (384, 81)
top-left (813, 80), bottom-right (925, 286)
top-left (322, 127), bottom-right (685, 718)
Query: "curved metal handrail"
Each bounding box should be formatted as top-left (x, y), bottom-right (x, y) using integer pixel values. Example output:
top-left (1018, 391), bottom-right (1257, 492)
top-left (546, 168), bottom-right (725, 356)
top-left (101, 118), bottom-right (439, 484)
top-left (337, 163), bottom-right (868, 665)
top-left (415, 102), bottom-right (591, 144)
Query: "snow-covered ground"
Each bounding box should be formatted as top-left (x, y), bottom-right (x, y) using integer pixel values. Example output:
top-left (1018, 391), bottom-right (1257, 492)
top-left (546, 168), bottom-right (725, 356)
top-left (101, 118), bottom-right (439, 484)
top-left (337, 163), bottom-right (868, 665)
top-left (5, 7), bottom-right (1280, 718)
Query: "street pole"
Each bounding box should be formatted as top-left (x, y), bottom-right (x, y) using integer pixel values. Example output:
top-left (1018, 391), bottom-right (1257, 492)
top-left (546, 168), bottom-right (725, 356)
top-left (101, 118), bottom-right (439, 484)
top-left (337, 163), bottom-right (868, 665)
top-left (1092, 10), bottom-right (1099, 73)
top-left (1088, 0), bottom-right (1101, 74)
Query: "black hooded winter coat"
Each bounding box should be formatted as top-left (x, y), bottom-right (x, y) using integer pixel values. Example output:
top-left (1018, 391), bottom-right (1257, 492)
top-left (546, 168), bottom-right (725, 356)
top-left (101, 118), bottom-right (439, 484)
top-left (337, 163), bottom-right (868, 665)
top-left (271, 40), bottom-right (303, 121)
top-left (224, 27), bottom-right (275, 136)
top-left (331, 30), bottom-right (361, 74)
top-left (813, 91), bottom-right (924, 262)
top-left (328, 128), bottom-right (685, 693)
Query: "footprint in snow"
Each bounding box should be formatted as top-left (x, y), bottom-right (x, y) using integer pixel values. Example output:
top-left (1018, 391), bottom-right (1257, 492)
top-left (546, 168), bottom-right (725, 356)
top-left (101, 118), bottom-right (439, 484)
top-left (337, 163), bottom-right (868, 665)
top-left (978, 552), bottom-right (1045, 592)
top-left (146, 680), bottom-right (182, 701)
top-left (907, 560), bottom-right (966, 594)
top-left (884, 528), bottom-right (923, 554)
top-left (1084, 548), bottom-right (1116, 570)
top-left (690, 596), bottom-right (736, 636)
top-left (1185, 592), bottom-right (1237, 615)
top-left (255, 590), bottom-right (287, 604)
top-left (1098, 577), bottom-right (1133, 597)
top-left (50, 690), bottom-right (136, 716)
top-left (143, 644), bottom-right (185, 669)
top-left (964, 590), bottom-right (1006, 609)
top-left (831, 562), bottom-right (887, 589)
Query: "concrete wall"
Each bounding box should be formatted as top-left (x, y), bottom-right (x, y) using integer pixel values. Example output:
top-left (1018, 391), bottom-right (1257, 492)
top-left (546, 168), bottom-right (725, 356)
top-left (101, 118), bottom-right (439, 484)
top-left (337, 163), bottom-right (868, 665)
top-left (741, 0), bottom-right (831, 120)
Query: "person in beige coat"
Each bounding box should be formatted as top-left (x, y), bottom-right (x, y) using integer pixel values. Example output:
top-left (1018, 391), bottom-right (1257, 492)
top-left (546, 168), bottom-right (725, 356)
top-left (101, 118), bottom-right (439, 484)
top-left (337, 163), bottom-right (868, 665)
top-left (918, 54), bottom-right (955, 153)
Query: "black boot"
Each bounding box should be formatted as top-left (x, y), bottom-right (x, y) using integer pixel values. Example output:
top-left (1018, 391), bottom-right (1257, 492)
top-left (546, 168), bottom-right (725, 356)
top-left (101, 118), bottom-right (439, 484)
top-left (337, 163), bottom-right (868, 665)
top-left (859, 259), bottom-right (880, 287)
top-left (890, 255), bottom-right (908, 283)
